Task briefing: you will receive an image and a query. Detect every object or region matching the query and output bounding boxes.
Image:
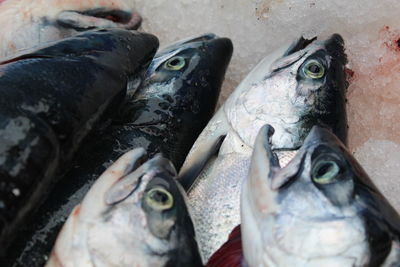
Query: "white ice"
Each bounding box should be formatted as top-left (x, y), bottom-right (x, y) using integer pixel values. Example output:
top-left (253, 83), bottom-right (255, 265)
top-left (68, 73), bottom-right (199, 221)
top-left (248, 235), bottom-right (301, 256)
top-left (129, 0), bottom-right (400, 212)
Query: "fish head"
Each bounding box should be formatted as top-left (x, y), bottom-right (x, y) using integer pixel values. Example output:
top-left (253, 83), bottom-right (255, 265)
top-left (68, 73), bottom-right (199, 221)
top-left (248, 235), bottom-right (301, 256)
top-left (128, 34), bottom-right (232, 167)
top-left (50, 149), bottom-right (202, 266)
top-left (226, 34), bottom-right (347, 150)
top-left (139, 33), bottom-right (232, 109)
top-left (242, 125), bottom-right (400, 266)
top-left (0, 0), bottom-right (142, 57)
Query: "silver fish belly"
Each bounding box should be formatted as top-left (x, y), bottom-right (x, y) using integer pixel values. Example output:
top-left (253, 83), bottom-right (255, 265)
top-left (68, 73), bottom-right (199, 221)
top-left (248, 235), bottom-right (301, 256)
top-left (188, 150), bottom-right (296, 262)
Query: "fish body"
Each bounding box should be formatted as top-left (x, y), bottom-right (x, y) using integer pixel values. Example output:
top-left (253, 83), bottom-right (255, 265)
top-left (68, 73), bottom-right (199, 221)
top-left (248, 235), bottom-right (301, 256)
top-left (7, 34), bottom-right (233, 266)
top-left (0, 29), bottom-right (158, 259)
top-left (0, 0), bottom-right (142, 58)
top-left (242, 125), bottom-right (400, 266)
top-left (179, 34), bottom-right (348, 262)
top-left (46, 148), bottom-right (203, 267)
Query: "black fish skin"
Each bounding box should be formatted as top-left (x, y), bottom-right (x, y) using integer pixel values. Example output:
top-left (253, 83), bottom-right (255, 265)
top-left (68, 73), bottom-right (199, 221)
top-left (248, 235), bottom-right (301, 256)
top-left (296, 34), bottom-right (348, 146)
top-left (7, 34), bottom-right (233, 267)
top-left (0, 28), bottom-right (158, 262)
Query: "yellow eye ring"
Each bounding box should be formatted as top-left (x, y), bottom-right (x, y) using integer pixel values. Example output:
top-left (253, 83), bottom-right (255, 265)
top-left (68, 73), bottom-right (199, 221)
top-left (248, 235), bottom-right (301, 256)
top-left (312, 160), bottom-right (340, 184)
top-left (303, 60), bottom-right (325, 79)
top-left (165, 56), bottom-right (186, 70)
top-left (144, 187), bottom-right (174, 211)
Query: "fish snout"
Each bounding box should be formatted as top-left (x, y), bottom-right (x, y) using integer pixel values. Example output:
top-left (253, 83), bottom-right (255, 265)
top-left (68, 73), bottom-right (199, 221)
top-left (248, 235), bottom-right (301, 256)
top-left (207, 37), bottom-right (234, 61)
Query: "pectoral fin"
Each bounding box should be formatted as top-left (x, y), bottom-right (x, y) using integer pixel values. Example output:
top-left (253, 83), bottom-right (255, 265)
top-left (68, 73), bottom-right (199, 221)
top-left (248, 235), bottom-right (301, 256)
top-left (178, 109), bottom-right (230, 191)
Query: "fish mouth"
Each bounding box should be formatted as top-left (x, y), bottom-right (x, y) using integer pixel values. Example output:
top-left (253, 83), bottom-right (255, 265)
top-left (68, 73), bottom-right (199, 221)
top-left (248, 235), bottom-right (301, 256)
top-left (157, 33), bottom-right (218, 56)
top-left (284, 36), bottom-right (317, 56)
top-left (284, 34), bottom-right (345, 57)
top-left (56, 8), bottom-right (142, 31)
top-left (151, 33), bottom-right (232, 72)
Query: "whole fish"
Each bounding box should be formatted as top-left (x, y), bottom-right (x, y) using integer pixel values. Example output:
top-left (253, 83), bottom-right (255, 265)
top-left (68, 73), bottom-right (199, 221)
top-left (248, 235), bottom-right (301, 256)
top-left (46, 148), bottom-right (203, 267)
top-left (0, 0), bottom-right (142, 58)
top-left (6, 34), bottom-right (233, 267)
top-left (0, 29), bottom-right (158, 257)
top-left (242, 124), bottom-right (400, 266)
top-left (179, 34), bottom-right (348, 262)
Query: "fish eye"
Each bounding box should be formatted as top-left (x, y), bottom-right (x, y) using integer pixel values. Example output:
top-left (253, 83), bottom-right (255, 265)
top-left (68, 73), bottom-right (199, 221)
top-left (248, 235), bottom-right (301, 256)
top-left (312, 160), bottom-right (340, 184)
top-left (164, 56), bottom-right (186, 70)
top-left (144, 187), bottom-right (174, 211)
top-left (302, 59), bottom-right (325, 79)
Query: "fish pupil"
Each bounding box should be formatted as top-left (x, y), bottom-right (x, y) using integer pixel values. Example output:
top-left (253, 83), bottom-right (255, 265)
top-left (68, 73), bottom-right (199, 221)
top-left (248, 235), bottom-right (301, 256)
top-left (308, 64), bottom-right (320, 74)
top-left (317, 162), bottom-right (334, 177)
top-left (152, 190), bottom-right (168, 203)
top-left (169, 58), bottom-right (182, 66)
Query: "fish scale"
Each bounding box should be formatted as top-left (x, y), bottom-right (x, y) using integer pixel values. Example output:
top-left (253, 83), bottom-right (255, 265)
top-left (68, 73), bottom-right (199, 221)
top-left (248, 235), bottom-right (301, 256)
top-left (188, 150), bottom-right (297, 263)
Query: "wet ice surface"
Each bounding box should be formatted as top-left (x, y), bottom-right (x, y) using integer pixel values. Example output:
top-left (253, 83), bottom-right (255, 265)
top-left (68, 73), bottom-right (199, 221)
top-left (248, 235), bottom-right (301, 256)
top-left (130, 0), bottom-right (400, 211)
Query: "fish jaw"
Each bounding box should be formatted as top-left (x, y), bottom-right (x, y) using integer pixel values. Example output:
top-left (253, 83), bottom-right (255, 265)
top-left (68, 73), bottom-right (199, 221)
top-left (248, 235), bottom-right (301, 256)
top-left (0, 0), bottom-right (142, 58)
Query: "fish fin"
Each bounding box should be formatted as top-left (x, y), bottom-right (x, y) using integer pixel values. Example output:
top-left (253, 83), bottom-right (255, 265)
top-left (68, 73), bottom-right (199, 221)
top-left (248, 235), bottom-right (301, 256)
top-left (178, 109), bottom-right (230, 191)
top-left (178, 135), bottom-right (225, 191)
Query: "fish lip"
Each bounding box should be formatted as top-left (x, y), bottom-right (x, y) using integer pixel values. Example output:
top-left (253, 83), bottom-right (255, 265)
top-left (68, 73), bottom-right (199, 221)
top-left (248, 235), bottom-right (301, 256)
top-left (57, 8), bottom-right (142, 31)
top-left (157, 33), bottom-right (219, 55)
top-left (151, 33), bottom-right (232, 71)
top-left (284, 36), bottom-right (317, 56)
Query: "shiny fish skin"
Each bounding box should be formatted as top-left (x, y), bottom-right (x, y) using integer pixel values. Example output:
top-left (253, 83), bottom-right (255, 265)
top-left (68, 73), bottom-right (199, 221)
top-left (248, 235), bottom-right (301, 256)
top-left (0, 28), bottom-right (158, 262)
top-left (46, 149), bottom-right (203, 267)
top-left (0, 0), bottom-right (142, 58)
top-left (242, 125), bottom-right (400, 266)
top-left (6, 34), bottom-right (232, 267)
top-left (188, 152), bottom-right (297, 262)
top-left (179, 34), bottom-right (348, 262)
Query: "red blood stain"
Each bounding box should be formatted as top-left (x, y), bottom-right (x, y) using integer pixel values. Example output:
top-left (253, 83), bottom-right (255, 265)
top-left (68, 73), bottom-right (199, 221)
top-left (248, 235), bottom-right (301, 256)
top-left (345, 68), bottom-right (355, 82)
top-left (380, 25), bottom-right (400, 52)
top-left (72, 205), bottom-right (81, 216)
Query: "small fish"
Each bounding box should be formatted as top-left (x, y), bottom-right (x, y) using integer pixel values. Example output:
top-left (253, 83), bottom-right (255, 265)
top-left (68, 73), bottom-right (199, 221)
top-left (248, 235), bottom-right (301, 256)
top-left (242, 124), bottom-right (400, 266)
top-left (0, 0), bottom-right (142, 58)
top-left (179, 34), bottom-right (348, 262)
top-left (6, 34), bottom-right (233, 266)
top-left (0, 29), bottom-right (158, 258)
top-left (46, 148), bottom-right (203, 267)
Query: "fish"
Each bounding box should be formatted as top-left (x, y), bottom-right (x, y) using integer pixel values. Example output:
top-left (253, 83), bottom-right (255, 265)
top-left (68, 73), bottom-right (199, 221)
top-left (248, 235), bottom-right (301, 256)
top-left (0, 0), bottom-right (142, 58)
top-left (242, 124), bottom-right (400, 266)
top-left (178, 34), bottom-right (348, 262)
top-left (0, 28), bottom-right (158, 259)
top-left (5, 34), bottom-right (233, 267)
top-left (46, 148), bottom-right (203, 267)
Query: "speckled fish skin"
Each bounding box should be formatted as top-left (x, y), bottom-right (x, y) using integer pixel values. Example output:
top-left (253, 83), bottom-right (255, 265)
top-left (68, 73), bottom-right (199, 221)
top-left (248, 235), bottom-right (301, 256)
top-left (179, 34), bottom-right (348, 262)
top-left (46, 148), bottom-right (203, 267)
top-left (242, 125), bottom-right (400, 267)
top-left (0, 0), bottom-right (142, 58)
top-left (0, 28), bottom-right (158, 261)
top-left (6, 34), bottom-right (232, 267)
